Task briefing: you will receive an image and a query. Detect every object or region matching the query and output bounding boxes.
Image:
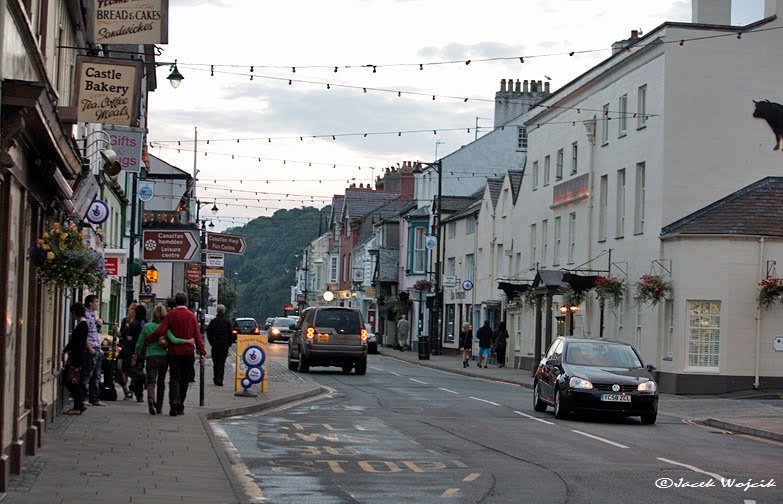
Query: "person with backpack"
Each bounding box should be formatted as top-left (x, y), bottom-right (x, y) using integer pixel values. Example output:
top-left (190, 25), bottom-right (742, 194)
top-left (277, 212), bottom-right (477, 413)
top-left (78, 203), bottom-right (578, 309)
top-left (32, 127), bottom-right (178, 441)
top-left (492, 321), bottom-right (509, 368)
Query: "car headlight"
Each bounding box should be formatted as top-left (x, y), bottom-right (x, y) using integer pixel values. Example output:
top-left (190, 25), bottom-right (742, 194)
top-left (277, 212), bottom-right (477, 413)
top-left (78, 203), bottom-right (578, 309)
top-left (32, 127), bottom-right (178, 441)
top-left (637, 381), bottom-right (657, 393)
top-left (271, 328), bottom-right (280, 335)
top-left (569, 377), bottom-right (593, 389)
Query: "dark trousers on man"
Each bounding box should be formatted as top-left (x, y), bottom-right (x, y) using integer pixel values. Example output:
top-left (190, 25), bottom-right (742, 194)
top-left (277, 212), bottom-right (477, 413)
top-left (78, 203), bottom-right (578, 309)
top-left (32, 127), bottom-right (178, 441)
top-left (168, 355), bottom-right (195, 414)
top-left (211, 345), bottom-right (229, 386)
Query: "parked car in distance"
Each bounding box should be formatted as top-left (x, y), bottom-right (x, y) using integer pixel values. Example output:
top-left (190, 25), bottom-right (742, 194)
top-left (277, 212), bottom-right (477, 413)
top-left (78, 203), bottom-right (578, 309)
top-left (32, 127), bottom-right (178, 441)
top-left (365, 324), bottom-right (378, 354)
top-left (264, 317), bottom-right (273, 330)
top-left (532, 337), bottom-right (659, 424)
top-left (232, 317), bottom-right (260, 337)
top-left (288, 307), bottom-right (368, 375)
top-left (268, 317), bottom-right (297, 343)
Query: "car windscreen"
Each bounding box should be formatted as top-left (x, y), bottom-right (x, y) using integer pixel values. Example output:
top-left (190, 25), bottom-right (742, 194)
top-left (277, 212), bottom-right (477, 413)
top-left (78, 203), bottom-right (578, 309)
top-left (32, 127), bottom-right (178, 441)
top-left (273, 318), bottom-right (296, 328)
top-left (314, 310), bottom-right (361, 334)
top-left (235, 320), bottom-right (257, 329)
top-left (565, 342), bottom-right (642, 368)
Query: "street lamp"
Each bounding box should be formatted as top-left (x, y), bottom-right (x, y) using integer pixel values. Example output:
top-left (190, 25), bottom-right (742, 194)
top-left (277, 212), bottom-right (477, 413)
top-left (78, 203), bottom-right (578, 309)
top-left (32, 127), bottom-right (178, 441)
top-left (419, 159), bottom-right (443, 356)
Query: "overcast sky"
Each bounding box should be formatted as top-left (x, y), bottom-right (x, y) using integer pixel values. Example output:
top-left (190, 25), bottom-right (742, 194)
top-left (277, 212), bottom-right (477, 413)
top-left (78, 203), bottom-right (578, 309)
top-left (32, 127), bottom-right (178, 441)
top-left (147, 0), bottom-right (764, 230)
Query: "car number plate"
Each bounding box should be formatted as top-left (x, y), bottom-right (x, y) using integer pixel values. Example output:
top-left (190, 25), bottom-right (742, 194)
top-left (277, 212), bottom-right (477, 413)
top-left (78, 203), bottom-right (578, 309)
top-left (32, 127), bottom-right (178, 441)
top-left (317, 334), bottom-right (329, 343)
top-left (600, 394), bottom-right (631, 402)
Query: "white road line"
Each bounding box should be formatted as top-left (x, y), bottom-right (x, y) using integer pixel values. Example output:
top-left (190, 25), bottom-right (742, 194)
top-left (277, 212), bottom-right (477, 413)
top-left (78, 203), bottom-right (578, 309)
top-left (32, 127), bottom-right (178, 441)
top-left (463, 473), bottom-right (481, 482)
top-left (514, 411), bottom-right (555, 425)
top-left (439, 387), bottom-right (459, 395)
top-left (370, 366), bottom-right (383, 371)
top-left (410, 378), bottom-right (428, 385)
top-left (389, 371), bottom-right (401, 377)
top-left (744, 500), bottom-right (757, 504)
top-left (440, 488), bottom-right (460, 497)
top-left (353, 425), bottom-right (367, 431)
top-left (571, 430), bottom-right (629, 449)
top-left (656, 457), bottom-right (725, 481)
top-left (469, 396), bottom-right (500, 406)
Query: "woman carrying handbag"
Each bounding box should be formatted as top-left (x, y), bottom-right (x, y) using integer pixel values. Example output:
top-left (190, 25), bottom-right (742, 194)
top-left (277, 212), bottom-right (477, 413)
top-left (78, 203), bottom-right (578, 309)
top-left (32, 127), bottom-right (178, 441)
top-left (63, 303), bottom-right (93, 415)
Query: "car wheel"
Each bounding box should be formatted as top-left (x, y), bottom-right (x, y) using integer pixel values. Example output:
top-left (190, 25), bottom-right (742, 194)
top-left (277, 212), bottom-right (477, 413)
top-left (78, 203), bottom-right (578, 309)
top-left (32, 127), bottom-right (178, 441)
top-left (298, 348), bottom-right (310, 373)
top-left (532, 381), bottom-right (547, 412)
top-left (368, 342), bottom-right (378, 354)
top-left (553, 387), bottom-right (568, 419)
top-left (341, 363), bottom-right (353, 374)
top-left (640, 411), bottom-right (657, 425)
top-left (287, 350), bottom-right (298, 371)
top-left (355, 356), bottom-right (367, 375)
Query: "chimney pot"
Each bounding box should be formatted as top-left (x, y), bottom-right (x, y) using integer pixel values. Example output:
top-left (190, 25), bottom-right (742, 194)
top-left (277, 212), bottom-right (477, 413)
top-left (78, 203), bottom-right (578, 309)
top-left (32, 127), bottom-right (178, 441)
top-left (515, 79), bottom-right (521, 92)
top-left (523, 80), bottom-right (529, 93)
top-left (545, 82), bottom-right (550, 93)
top-left (500, 79), bottom-right (506, 92)
top-left (631, 29), bottom-right (639, 39)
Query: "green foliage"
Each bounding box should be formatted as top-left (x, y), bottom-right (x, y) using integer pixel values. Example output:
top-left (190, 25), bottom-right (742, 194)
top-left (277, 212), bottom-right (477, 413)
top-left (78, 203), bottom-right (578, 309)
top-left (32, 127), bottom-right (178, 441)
top-left (223, 207), bottom-right (326, 322)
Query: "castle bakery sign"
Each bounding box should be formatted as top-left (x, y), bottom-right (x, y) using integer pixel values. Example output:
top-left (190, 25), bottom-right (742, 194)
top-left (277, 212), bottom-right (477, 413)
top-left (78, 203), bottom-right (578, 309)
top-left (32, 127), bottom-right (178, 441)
top-left (75, 56), bottom-right (141, 126)
top-left (89, 0), bottom-right (169, 45)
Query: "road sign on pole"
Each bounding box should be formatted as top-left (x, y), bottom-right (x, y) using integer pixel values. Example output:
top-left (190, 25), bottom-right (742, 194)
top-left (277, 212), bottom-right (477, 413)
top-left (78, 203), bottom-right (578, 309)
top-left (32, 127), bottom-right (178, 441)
top-left (206, 253), bottom-right (224, 268)
top-left (205, 232), bottom-right (246, 255)
top-left (141, 230), bottom-right (200, 262)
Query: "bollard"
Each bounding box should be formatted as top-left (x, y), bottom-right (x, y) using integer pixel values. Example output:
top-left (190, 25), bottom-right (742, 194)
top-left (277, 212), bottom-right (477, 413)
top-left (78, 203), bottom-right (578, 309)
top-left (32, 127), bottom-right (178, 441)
top-left (199, 358), bottom-right (204, 406)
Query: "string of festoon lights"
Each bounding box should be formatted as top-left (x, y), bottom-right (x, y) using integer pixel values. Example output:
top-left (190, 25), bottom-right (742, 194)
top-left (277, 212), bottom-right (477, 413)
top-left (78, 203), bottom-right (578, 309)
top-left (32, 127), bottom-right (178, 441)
top-left (171, 25), bottom-right (780, 76)
top-left (151, 107), bottom-right (655, 146)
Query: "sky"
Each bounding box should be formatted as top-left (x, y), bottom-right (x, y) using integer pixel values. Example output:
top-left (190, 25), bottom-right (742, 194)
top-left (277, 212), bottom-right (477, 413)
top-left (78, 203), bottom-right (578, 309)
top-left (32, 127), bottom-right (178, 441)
top-left (147, 0), bottom-right (765, 231)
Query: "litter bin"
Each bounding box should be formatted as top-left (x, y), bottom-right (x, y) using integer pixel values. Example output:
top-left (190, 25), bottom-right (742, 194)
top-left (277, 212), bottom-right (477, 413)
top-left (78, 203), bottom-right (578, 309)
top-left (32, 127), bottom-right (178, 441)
top-left (418, 336), bottom-right (430, 360)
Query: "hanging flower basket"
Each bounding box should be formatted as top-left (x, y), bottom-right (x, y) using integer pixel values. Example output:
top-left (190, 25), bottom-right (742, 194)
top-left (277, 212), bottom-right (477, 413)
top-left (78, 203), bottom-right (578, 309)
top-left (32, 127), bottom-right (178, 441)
top-left (594, 276), bottom-right (626, 307)
top-left (414, 279), bottom-right (434, 292)
top-left (562, 285), bottom-right (585, 307)
top-left (521, 288), bottom-right (538, 310)
top-left (28, 221), bottom-right (107, 290)
top-left (757, 276), bottom-right (783, 310)
top-left (636, 274), bottom-right (671, 306)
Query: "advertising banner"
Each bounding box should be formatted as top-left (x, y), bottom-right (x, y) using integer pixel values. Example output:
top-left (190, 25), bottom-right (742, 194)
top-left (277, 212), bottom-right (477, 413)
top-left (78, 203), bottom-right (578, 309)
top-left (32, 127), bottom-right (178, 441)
top-left (74, 56), bottom-right (142, 126)
top-left (106, 126), bottom-right (143, 174)
top-left (89, 0), bottom-right (169, 45)
top-left (235, 334), bottom-right (268, 393)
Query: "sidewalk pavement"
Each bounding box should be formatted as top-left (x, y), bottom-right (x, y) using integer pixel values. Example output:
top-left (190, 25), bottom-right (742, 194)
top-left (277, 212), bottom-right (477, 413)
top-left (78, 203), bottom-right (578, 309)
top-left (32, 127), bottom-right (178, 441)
top-left (0, 352), bottom-right (326, 504)
top-left (379, 347), bottom-right (783, 442)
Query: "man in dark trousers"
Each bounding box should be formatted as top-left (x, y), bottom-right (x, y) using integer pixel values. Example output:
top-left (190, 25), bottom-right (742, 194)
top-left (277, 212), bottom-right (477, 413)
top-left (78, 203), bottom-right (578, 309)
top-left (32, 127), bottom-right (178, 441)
top-left (206, 304), bottom-right (233, 386)
top-left (146, 292), bottom-right (207, 416)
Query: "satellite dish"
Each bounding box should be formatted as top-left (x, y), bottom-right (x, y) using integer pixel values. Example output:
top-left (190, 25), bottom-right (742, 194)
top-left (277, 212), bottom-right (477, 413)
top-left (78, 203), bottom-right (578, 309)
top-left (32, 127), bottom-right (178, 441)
top-left (101, 148), bottom-right (122, 177)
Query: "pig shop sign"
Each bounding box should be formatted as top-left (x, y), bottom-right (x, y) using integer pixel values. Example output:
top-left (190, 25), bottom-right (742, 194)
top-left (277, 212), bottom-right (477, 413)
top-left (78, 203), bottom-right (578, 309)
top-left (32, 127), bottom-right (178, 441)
top-left (88, 0), bottom-right (169, 45)
top-left (74, 56), bottom-right (142, 127)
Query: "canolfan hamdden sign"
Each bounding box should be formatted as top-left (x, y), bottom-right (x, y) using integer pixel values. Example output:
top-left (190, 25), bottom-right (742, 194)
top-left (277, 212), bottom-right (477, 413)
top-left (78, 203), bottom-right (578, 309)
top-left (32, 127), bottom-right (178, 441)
top-left (89, 0), bottom-right (169, 45)
top-left (74, 56), bottom-right (142, 126)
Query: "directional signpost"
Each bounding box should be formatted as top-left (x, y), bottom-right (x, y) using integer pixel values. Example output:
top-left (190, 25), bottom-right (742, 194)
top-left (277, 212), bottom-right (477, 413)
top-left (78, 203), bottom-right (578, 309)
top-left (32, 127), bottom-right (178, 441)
top-left (141, 230), bottom-right (200, 262)
top-left (205, 232), bottom-right (247, 255)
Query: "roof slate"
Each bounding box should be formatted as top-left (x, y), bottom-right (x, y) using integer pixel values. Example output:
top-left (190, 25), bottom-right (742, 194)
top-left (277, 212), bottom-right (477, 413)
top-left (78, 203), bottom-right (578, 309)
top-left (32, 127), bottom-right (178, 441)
top-left (343, 189), bottom-right (399, 219)
top-left (487, 177), bottom-right (504, 208)
top-left (661, 177), bottom-right (783, 238)
top-left (508, 170), bottom-right (524, 204)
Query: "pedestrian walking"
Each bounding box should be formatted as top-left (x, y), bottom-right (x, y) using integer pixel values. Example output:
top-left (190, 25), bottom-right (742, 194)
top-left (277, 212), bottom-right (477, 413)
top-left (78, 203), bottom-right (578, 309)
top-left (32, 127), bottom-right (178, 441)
top-left (396, 314), bottom-right (410, 351)
top-left (146, 292), bottom-right (207, 417)
top-left (116, 302), bottom-right (136, 399)
top-left (63, 303), bottom-right (92, 415)
top-left (80, 294), bottom-right (106, 407)
top-left (493, 321), bottom-right (509, 368)
top-left (124, 305), bottom-right (147, 402)
top-left (207, 304), bottom-right (234, 386)
top-left (476, 320), bottom-right (493, 369)
top-left (458, 322), bottom-right (473, 368)
top-left (137, 305), bottom-right (193, 415)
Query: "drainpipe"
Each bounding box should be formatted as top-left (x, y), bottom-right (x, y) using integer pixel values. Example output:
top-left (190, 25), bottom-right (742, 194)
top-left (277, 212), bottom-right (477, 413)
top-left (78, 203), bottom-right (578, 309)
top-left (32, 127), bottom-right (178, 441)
top-left (583, 118), bottom-right (597, 337)
top-left (754, 237), bottom-right (764, 390)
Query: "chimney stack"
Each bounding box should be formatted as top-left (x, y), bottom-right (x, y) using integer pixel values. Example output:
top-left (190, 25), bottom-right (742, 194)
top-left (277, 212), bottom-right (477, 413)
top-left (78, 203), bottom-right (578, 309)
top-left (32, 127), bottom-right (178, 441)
top-left (692, 0), bottom-right (731, 25)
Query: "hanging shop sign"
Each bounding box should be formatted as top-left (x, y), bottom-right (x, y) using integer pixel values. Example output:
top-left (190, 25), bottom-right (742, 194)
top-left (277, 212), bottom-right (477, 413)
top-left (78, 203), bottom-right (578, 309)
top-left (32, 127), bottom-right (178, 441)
top-left (74, 56), bottom-right (142, 127)
top-left (88, 0), bottom-right (169, 45)
top-left (86, 199), bottom-right (110, 224)
top-left (138, 179), bottom-right (155, 201)
top-left (103, 249), bottom-right (127, 277)
top-left (106, 126), bottom-right (143, 174)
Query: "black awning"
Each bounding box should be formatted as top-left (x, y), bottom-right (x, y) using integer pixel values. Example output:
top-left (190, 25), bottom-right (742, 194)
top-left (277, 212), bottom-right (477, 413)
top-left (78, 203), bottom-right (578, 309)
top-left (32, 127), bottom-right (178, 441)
top-left (497, 281), bottom-right (531, 301)
top-left (562, 273), bottom-right (599, 293)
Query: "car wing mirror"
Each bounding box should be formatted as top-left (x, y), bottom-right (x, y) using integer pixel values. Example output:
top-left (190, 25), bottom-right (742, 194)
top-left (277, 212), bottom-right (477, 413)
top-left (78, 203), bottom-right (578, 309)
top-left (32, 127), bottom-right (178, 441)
top-left (646, 364), bottom-right (656, 372)
top-left (545, 358), bottom-right (560, 367)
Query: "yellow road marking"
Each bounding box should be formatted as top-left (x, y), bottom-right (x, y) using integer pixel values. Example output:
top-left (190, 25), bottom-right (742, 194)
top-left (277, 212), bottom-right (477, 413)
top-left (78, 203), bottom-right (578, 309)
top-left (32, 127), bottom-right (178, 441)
top-left (441, 488), bottom-right (460, 497)
top-left (463, 473), bottom-right (481, 482)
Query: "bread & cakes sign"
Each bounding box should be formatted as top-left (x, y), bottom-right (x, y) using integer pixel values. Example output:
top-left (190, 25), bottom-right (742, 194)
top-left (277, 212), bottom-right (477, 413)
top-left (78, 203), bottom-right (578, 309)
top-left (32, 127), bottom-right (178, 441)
top-left (74, 56), bottom-right (142, 126)
top-left (89, 0), bottom-right (169, 45)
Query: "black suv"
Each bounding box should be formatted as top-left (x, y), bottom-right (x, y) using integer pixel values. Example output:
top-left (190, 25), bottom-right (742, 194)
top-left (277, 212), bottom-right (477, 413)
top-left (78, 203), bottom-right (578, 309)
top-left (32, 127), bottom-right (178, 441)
top-left (288, 307), bottom-right (368, 375)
